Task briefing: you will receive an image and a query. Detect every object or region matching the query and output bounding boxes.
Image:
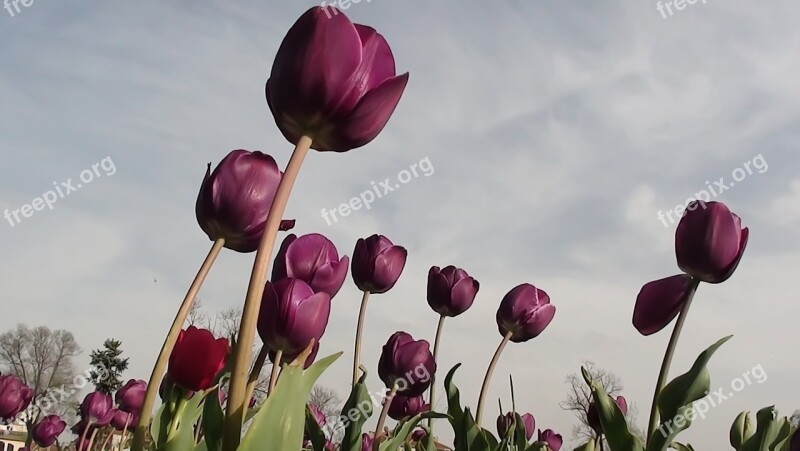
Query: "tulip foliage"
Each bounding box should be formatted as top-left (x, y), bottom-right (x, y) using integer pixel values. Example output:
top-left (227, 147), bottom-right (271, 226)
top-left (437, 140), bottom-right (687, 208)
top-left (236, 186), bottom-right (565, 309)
top-left (5, 5), bottom-right (796, 451)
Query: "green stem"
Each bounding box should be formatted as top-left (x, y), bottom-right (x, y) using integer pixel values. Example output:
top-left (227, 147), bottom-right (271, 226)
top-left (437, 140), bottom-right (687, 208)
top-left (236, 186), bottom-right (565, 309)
top-left (169, 398), bottom-right (190, 437)
top-left (268, 350), bottom-right (283, 394)
top-left (352, 291), bottom-right (371, 386)
top-left (475, 332), bottom-right (512, 428)
top-left (646, 278), bottom-right (700, 440)
top-left (222, 135), bottom-right (312, 451)
top-left (427, 315), bottom-right (446, 430)
top-left (131, 238), bottom-right (225, 451)
top-left (372, 384), bottom-right (399, 451)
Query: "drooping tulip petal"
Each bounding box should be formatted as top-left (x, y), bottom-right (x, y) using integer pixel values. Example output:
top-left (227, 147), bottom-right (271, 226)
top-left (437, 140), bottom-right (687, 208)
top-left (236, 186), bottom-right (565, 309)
top-left (538, 429), bottom-right (563, 451)
top-left (427, 265), bottom-right (480, 317)
top-left (351, 235), bottom-right (407, 293)
top-left (258, 278), bottom-right (332, 355)
top-left (496, 284), bottom-right (556, 342)
top-left (377, 332), bottom-right (436, 396)
top-left (167, 326), bottom-right (230, 391)
top-left (632, 274), bottom-right (694, 336)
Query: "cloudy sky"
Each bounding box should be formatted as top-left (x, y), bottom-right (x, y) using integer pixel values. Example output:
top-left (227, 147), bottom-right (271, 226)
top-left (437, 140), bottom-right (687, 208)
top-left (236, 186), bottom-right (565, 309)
top-left (1, 0), bottom-right (798, 448)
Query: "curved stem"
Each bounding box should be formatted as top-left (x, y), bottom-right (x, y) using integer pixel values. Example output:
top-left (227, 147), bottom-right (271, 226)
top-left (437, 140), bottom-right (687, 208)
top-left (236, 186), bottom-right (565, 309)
top-left (222, 135), bottom-right (312, 451)
top-left (646, 278), bottom-right (700, 440)
top-left (244, 346), bottom-right (269, 411)
top-left (427, 315), bottom-right (446, 429)
top-left (86, 427), bottom-right (99, 451)
top-left (268, 350), bottom-right (283, 394)
top-left (120, 413), bottom-right (130, 451)
top-left (372, 384), bottom-right (399, 451)
top-left (352, 291), bottom-right (371, 386)
top-left (131, 238), bottom-right (225, 450)
top-left (475, 332), bottom-right (512, 428)
top-left (101, 426), bottom-right (116, 450)
top-left (80, 419), bottom-right (95, 449)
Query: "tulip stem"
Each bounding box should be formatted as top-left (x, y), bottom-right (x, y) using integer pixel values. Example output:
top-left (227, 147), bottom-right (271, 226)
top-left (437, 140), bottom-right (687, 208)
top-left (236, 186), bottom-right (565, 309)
top-left (352, 290), bottom-right (371, 386)
top-left (87, 428), bottom-right (99, 451)
top-left (427, 315), bottom-right (446, 430)
top-left (222, 135), bottom-right (312, 451)
top-left (120, 414), bottom-right (130, 451)
top-left (101, 426), bottom-right (116, 450)
top-left (244, 346), bottom-right (269, 410)
top-left (373, 384), bottom-right (399, 451)
top-left (646, 278), bottom-right (700, 441)
top-left (268, 350), bottom-right (283, 395)
top-left (80, 418), bottom-right (95, 449)
top-left (476, 331), bottom-right (512, 428)
top-left (130, 238), bottom-right (225, 451)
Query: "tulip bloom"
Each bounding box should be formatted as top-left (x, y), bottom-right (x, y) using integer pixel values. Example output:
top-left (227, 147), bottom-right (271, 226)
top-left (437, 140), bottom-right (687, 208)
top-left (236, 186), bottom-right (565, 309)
top-left (0, 374), bottom-right (32, 421)
top-left (80, 391), bottom-right (114, 426)
top-left (31, 415), bottom-right (66, 446)
top-left (632, 274), bottom-right (695, 336)
top-left (497, 412), bottom-right (535, 440)
top-left (387, 394), bottom-right (429, 420)
top-left (352, 235), bottom-right (407, 294)
top-left (115, 379), bottom-right (147, 413)
top-left (309, 404), bottom-right (326, 428)
top-left (538, 429), bottom-right (563, 451)
top-left (258, 278), bottom-right (332, 355)
top-left (587, 396), bottom-right (627, 433)
top-left (168, 326), bottom-right (230, 391)
top-left (427, 265), bottom-right (480, 317)
top-left (266, 6), bottom-right (409, 152)
top-left (361, 433), bottom-right (373, 451)
top-left (273, 233), bottom-right (349, 298)
top-left (791, 427), bottom-right (800, 451)
top-left (110, 409), bottom-right (138, 431)
top-left (675, 201), bottom-right (748, 284)
top-left (377, 332), bottom-right (436, 396)
top-left (496, 284), bottom-right (556, 342)
top-left (196, 150), bottom-right (295, 253)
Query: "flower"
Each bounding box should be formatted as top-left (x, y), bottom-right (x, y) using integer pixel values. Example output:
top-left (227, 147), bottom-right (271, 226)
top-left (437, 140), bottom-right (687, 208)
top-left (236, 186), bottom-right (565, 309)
top-left (110, 409), bottom-right (138, 431)
top-left (496, 284), bottom-right (556, 342)
top-left (587, 396), bottom-right (627, 433)
top-left (272, 233), bottom-right (349, 298)
top-left (632, 274), bottom-right (694, 336)
top-left (80, 391), bottom-right (114, 426)
top-left (538, 429), bottom-right (563, 451)
top-left (31, 415), bottom-right (66, 446)
top-left (0, 374), bottom-right (32, 421)
top-left (361, 433), bottom-right (374, 451)
top-left (168, 326), bottom-right (230, 391)
top-left (351, 235), bottom-right (407, 293)
top-left (387, 394), bottom-right (429, 420)
top-left (196, 150), bottom-right (294, 253)
top-left (675, 201), bottom-right (748, 283)
top-left (790, 427), bottom-right (800, 451)
top-left (115, 379), bottom-right (147, 413)
top-left (266, 6), bottom-right (409, 152)
top-left (377, 332), bottom-right (435, 396)
top-left (258, 278), bottom-right (332, 355)
top-left (427, 265), bottom-right (480, 317)
top-left (497, 412), bottom-right (535, 440)
top-left (309, 404), bottom-right (326, 428)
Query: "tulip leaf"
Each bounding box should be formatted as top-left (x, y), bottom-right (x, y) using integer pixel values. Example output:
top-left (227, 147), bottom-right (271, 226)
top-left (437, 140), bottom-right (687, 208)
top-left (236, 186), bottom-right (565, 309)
top-left (162, 391), bottom-right (206, 451)
top-left (511, 412), bottom-right (529, 448)
top-left (572, 439), bottom-right (596, 451)
top-left (305, 404), bottom-right (328, 451)
top-left (201, 386), bottom-right (225, 451)
top-left (582, 367), bottom-right (645, 451)
top-left (151, 402), bottom-right (168, 446)
top-left (739, 407), bottom-right (790, 451)
top-left (444, 364), bottom-right (495, 451)
top-left (669, 443), bottom-right (695, 451)
top-left (339, 368), bottom-right (374, 451)
top-left (524, 443), bottom-right (549, 451)
top-left (731, 411), bottom-right (755, 449)
top-left (239, 352), bottom-right (342, 451)
top-left (378, 411), bottom-right (449, 451)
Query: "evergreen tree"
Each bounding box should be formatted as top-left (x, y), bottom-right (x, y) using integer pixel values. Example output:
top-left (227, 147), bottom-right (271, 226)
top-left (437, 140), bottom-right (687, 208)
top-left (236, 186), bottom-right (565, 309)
top-left (89, 338), bottom-right (129, 393)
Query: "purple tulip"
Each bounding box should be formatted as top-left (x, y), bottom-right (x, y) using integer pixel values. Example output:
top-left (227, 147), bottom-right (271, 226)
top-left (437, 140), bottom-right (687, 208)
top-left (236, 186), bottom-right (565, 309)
top-left (110, 409), bottom-right (138, 431)
top-left (309, 404), bottom-right (326, 428)
top-left (387, 394), bottom-right (429, 420)
top-left (196, 150), bottom-right (295, 253)
top-left (427, 265), bottom-right (480, 317)
top-left (675, 201), bottom-right (749, 283)
top-left (377, 332), bottom-right (436, 396)
top-left (497, 412), bottom-right (535, 440)
top-left (0, 374), bottom-right (33, 421)
top-left (361, 433), bottom-right (374, 451)
top-left (80, 391), bottom-right (114, 426)
top-left (266, 6), bottom-right (409, 152)
top-left (273, 233), bottom-right (350, 298)
top-left (115, 379), bottom-right (147, 414)
top-left (632, 274), bottom-right (694, 336)
top-left (257, 278), bottom-right (332, 355)
top-left (352, 235), bottom-right (407, 294)
top-left (31, 415), bottom-right (66, 446)
top-left (587, 396), bottom-right (627, 433)
top-left (411, 428), bottom-right (427, 442)
top-left (496, 284), bottom-right (556, 343)
top-left (791, 427), bottom-right (800, 451)
top-left (272, 340), bottom-right (320, 369)
top-left (538, 429), bottom-right (563, 451)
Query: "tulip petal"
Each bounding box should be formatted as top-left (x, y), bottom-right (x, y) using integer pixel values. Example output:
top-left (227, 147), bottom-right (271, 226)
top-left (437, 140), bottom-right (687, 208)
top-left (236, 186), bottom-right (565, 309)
top-left (371, 245), bottom-right (408, 293)
top-left (353, 25), bottom-right (396, 92)
top-left (676, 202), bottom-right (744, 283)
top-left (632, 274), bottom-right (693, 336)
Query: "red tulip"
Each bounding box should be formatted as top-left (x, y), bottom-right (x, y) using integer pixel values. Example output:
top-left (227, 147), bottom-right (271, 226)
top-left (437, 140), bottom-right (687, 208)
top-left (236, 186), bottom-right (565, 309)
top-left (273, 233), bottom-right (349, 298)
top-left (496, 284), bottom-right (556, 342)
top-left (168, 326), bottom-right (229, 391)
top-left (257, 278), bottom-right (332, 355)
top-left (266, 7), bottom-right (409, 152)
top-left (632, 274), bottom-right (694, 336)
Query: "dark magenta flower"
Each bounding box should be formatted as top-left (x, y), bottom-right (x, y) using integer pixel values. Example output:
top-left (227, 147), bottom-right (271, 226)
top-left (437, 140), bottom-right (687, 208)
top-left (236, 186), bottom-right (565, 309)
top-left (115, 379), bottom-right (147, 414)
top-left (0, 374), bottom-right (32, 421)
top-left (587, 396), bottom-right (627, 433)
top-left (110, 409), bottom-right (138, 431)
top-left (266, 6), bottom-right (409, 152)
top-left (360, 433), bottom-right (373, 451)
top-left (271, 340), bottom-right (320, 369)
top-left (257, 278), bottom-right (332, 355)
top-left (537, 429), bottom-right (563, 451)
top-left (427, 265), bottom-right (480, 317)
top-left (675, 201), bottom-right (748, 283)
top-left (790, 427), bottom-right (800, 451)
top-left (273, 233), bottom-right (349, 298)
top-left (496, 284), bottom-right (556, 342)
top-left (351, 235), bottom-right (407, 293)
top-left (167, 326), bottom-right (230, 391)
top-left (632, 274), bottom-right (695, 336)
top-left (411, 429), bottom-right (427, 442)
top-left (196, 150), bottom-right (294, 253)
top-left (309, 404), bottom-right (326, 428)
top-left (31, 415), bottom-right (66, 446)
top-left (80, 391), bottom-right (114, 426)
top-left (497, 412), bottom-right (535, 440)
top-left (387, 394), bottom-right (429, 420)
top-left (377, 332), bottom-right (435, 396)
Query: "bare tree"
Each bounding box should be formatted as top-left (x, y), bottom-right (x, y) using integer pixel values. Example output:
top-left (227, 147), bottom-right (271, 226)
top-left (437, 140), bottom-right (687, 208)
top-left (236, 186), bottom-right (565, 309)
top-left (309, 385), bottom-right (342, 420)
top-left (0, 324), bottom-right (81, 423)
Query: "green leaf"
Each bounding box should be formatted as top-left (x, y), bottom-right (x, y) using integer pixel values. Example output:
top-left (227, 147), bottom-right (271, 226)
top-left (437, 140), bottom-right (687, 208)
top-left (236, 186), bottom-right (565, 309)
top-left (510, 412), bottom-right (530, 449)
top-left (740, 407), bottom-right (790, 451)
top-left (162, 391), bottom-right (206, 451)
top-left (339, 368), bottom-right (375, 451)
top-left (305, 404), bottom-right (328, 451)
top-left (582, 367), bottom-right (645, 451)
top-left (201, 386), bottom-right (225, 451)
top-left (378, 411), bottom-right (449, 451)
top-left (670, 443), bottom-right (695, 451)
top-left (239, 352), bottom-right (342, 451)
top-left (572, 439), bottom-right (596, 451)
top-left (731, 411), bottom-right (754, 449)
